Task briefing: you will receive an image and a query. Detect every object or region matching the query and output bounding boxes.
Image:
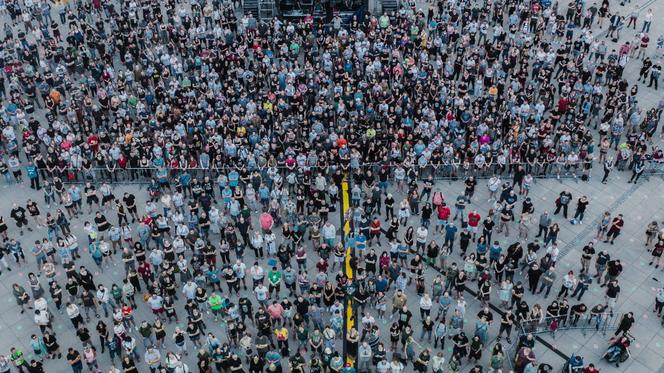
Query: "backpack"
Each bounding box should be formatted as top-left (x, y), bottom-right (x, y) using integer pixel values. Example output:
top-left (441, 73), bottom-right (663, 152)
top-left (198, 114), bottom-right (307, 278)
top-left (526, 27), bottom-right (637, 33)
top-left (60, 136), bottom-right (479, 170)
top-left (432, 192), bottom-right (444, 206)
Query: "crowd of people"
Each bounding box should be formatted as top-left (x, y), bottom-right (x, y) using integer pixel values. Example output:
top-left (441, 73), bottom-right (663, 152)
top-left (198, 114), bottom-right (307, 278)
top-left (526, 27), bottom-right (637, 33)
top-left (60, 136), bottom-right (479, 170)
top-left (0, 0), bottom-right (663, 372)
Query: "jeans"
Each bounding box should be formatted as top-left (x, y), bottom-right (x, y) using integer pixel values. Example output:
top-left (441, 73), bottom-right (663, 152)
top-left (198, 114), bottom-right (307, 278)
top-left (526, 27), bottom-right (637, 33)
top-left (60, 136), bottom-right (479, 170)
top-left (573, 210), bottom-right (585, 222)
top-left (434, 335), bottom-right (445, 348)
top-left (571, 284), bottom-right (587, 300)
top-left (142, 335), bottom-right (156, 348)
top-left (554, 203), bottom-right (568, 218)
top-left (419, 329), bottom-right (432, 341)
top-left (100, 301), bottom-right (114, 318)
top-left (536, 224), bottom-right (547, 237)
top-left (557, 286), bottom-right (572, 298)
top-left (71, 362), bottom-right (84, 373)
top-left (538, 282), bottom-right (553, 297)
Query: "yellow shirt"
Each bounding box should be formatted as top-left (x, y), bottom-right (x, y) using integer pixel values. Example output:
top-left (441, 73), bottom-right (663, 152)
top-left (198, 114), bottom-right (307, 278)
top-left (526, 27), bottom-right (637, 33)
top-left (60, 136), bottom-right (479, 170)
top-left (275, 328), bottom-right (288, 341)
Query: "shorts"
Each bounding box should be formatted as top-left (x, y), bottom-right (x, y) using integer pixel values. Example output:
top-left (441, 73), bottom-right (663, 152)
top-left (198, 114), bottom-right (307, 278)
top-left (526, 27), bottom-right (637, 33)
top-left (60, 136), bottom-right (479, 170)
top-left (376, 303), bottom-right (386, 311)
top-left (607, 297), bottom-right (617, 309)
top-left (87, 196), bottom-right (99, 205)
top-left (468, 226), bottom-right (478, 233)
top-left (16, 219), bottom-right (28, 227)
top-left (152, 307), bottom-right (164, 314)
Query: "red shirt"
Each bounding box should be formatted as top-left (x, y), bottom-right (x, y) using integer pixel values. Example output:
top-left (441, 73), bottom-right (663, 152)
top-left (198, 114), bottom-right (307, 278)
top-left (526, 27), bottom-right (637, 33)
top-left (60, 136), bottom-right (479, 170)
top-left (437, 205), bottom-right (451, 220)
top-left (137, 262), bottom-right (152, 277)
top-left (610, 218), bottom-right (624, 232)
top-left (316, 260), bottom-right (329, 273)
top-left (468, 212), bottom-right (481, 227)
top-left (370, 220), bottom-right (381, 233)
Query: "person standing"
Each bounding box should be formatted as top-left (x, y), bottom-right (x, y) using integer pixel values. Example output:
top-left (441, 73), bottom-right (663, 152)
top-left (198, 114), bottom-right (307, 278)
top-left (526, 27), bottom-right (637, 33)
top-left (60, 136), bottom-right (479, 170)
top-left (535, 211), bottom-right (551, 238)
top-left (26, 162), bottom-right (40, 190)
top-left (614, 312), bottom-right (635, 336)
top-left (641, 8), bottom-right (653, 32)
top-left (496, 310), bottom-right (515, 344)
top-left (538, 266), bottom-right (557, 298)
top-left (9, 348), bottom-right (28, 373)
top-left (628, 159), bottom-right (645, 183)
top-left (604, 214), bottom-right (625, 245)
top-left (648, 62), bottom-right (661, 90)
top-left (601, 156), bottom-right (614, 184)
top-left (10, 203), bottom-right (31, 236)
top-left (553, 191), bottom-right (572, 219)
top-left (144, 346), bottom-right (162, 373)
top-left (654, 287), bottom-right (664, 316)
top-left (605, 280), bottom-right (621, 315)
top-left (571, 196), bottom-right (589, 224)
top-left (66, 348), bottom-right (84, 373)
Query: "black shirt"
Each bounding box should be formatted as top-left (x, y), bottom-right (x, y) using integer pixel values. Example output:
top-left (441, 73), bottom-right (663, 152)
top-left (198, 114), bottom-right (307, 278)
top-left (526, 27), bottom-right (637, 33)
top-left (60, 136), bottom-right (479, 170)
top-left (582, 245), bottom-right (595, 260)
top-left (606, 283), bottom-right (621, 298)
top-left (398, 309), bottom-right (413, 325)
top-left (66, 350), bottom-right (81, 366)
top-left (483, 219), bottom-right (495, 232)
top-left (501, 313), bottom-right (515, 326)
top-left (477, 309), bottom-right (493, 323)
top-left (123, 194), bottom-right (136, 209)
top-left (10, 207), bottom-right (27, 222)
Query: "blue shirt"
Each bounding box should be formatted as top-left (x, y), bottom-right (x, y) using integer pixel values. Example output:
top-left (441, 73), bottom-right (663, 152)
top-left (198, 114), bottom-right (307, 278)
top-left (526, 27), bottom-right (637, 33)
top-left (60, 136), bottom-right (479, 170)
top-left (70, 187), bottom-right (82, 201)
top-left (445, 225), bottom-right (458, 239)
top-left (26, 165), bottom-right (38, 179)
top-left (228, 171), bottom-right (239, 187)
top-left (179, 173), bottom-right (191, 186)
top-left (490, 244), bottom-right (502, 259)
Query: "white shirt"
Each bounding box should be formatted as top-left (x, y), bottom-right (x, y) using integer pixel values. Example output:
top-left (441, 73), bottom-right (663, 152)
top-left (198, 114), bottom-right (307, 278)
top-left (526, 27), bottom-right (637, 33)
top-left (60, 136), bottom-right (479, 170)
top-left (420, 296), bottom-right (433, 310)
top-left (416, 227), bottom-right (428, 243)
top-left (96, 289), bottom-right (110, 303)
top-left (250, 266), bottom-right (264, 280)
top-left (34, 310), bottom-right (49, 324)
top-left (322, 224), bottom-right (336, 239)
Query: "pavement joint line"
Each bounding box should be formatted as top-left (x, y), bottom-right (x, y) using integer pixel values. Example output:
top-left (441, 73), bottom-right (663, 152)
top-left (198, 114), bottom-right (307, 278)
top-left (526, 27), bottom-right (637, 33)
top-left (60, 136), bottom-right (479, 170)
top-left (558, 182), bottom-right (641, 260)
top-left (426, 264), bottom-right (570, 362)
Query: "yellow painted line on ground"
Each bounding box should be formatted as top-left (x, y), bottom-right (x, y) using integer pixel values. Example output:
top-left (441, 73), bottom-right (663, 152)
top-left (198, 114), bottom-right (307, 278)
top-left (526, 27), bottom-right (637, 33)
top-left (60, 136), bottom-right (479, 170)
top-left (341, 180), bottom-right (354, 338)
top-left (341, 181), bottom-right (350, 236)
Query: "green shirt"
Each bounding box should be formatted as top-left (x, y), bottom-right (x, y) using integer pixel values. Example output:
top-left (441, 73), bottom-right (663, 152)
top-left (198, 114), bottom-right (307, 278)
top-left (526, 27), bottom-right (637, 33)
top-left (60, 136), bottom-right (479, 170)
top-left (208, 294), bottom-right (223, 310)
top-left (111, 287), bottom-right (122, 301)
top-left (379, 15), bottom-right (389, 28)
top-left (138, 324), bottom-right (153, 338)
top-left (268, 271), bottom-right (282, 285)
top-left (11, 351), bottom-right (25, 365)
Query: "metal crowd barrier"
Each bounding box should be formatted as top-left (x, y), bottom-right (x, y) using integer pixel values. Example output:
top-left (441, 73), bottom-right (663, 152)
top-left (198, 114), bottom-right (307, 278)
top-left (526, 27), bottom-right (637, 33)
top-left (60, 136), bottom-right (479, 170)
top-left (519, 312), bottom-right (621, 338)
top-left (48, 159), bottom-right (664, 184)
top-left (47, 160), bottom-right (602, 184)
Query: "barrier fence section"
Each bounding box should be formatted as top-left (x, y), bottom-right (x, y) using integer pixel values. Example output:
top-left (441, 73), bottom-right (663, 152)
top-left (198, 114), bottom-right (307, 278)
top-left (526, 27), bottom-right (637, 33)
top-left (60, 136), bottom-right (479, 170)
top-left (36, 159), bottom-right (664, 185)
top-left (506, 312), bottom-right (621, 369)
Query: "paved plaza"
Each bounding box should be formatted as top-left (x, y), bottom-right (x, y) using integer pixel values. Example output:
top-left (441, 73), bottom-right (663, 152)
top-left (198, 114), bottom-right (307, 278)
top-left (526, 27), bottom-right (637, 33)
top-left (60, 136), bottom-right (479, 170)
top-left (0, 0), bottom-right (664, 371)
top-left (1, 169), bottom-right (664, 372)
